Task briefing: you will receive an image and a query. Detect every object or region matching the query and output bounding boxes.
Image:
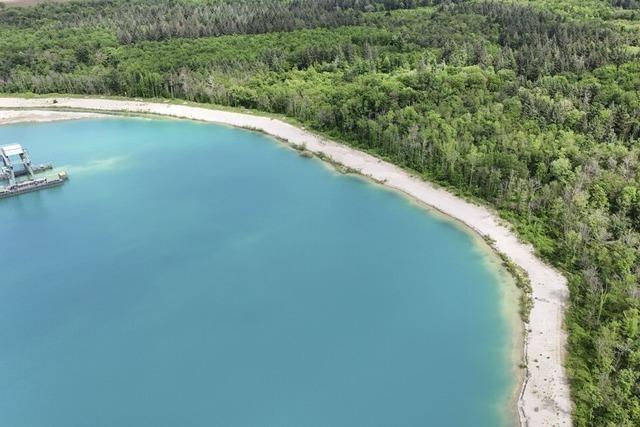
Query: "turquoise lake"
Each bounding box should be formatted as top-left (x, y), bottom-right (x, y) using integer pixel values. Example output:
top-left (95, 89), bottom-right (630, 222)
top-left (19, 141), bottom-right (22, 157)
top-left (0, 118), bottom-right (515, 426)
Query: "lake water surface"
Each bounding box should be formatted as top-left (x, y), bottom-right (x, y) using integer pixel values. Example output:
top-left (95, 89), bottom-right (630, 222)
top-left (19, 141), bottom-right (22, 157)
top-left (0, 118), bottom-right (515, 426)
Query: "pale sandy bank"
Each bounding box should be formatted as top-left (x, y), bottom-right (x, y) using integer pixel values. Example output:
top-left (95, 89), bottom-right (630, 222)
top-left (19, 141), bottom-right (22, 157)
top-left (0, 98), bottom-right (572, 426)
top-left (0, 0), bottom-right (69, 6)
top-left (0, 110), bottom-right (107, 125)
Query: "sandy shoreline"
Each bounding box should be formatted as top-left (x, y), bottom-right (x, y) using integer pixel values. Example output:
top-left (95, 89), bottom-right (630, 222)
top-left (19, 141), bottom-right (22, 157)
top-left (0, 110), bottom-right (107, 125)
top-left (0, 98), bottom-right (572, 426)
top-left (0, 0), bottom-right (69, 6)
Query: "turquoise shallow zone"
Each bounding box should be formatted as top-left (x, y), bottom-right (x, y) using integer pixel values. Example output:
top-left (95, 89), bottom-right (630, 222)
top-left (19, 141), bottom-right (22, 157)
top-left (0, 118), bottom-right (514, 427)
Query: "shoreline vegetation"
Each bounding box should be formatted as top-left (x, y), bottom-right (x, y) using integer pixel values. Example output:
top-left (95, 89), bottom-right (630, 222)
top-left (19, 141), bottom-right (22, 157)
top-left (0, 97), bottom-right (572, 427)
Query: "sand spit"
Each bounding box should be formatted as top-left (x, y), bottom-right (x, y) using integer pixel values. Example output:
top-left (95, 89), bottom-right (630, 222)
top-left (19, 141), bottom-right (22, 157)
top-left (0, 0), bottom-right (69, 7)
top-left (0, 109), bottom-right (107, 125)
top-left (0, 98), bottom-right (572, 426)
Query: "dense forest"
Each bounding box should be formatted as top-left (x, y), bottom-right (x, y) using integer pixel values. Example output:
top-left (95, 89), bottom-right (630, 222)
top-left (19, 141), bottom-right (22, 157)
top-left (1, 0), bottom-right (639, 425)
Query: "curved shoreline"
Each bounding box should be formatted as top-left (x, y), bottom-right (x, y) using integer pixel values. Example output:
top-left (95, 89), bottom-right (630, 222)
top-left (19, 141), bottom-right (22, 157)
top-left (0, 97), bottom-right (572, 426)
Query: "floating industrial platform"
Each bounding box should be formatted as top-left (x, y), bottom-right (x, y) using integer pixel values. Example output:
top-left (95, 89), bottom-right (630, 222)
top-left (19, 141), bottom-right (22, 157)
top-left (0, 144), bottom-right (68, 199)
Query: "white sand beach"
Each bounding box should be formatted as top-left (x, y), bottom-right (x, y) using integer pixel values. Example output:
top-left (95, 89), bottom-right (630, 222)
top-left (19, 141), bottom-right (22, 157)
top-left (0, 0), bottom-right (68, 6)
top-left (0, 109), bottom-right (106, 125)
top-left (0, 97), bottom-right (572, 426)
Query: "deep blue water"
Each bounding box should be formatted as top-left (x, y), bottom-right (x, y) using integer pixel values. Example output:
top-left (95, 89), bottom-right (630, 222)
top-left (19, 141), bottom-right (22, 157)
top-left (0, 118), bottom-right (513, 427)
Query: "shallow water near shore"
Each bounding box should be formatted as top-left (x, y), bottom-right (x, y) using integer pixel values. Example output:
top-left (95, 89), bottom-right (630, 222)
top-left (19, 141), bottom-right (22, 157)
top-left (0, 118), bottom-right (516, 427)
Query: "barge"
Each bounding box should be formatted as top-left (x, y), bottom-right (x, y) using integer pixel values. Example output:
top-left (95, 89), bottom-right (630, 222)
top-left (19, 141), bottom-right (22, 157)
top-left (1, 144), bottom-right (68, 199)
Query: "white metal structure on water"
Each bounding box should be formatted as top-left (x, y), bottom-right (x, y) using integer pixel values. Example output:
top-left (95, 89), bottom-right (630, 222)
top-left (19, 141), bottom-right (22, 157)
top-left (0, 143), bottom-right (68, 198)
top-left (0, 144), bottom-right (35, 187)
